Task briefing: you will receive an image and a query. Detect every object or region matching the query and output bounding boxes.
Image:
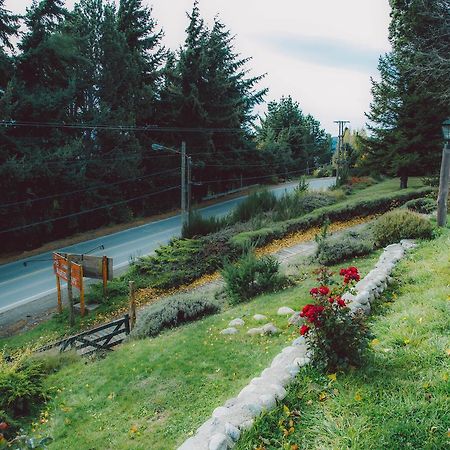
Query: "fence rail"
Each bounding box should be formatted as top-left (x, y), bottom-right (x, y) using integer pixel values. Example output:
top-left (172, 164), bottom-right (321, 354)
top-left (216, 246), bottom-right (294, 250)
top-left (37, 314), bottom-right (130, 356)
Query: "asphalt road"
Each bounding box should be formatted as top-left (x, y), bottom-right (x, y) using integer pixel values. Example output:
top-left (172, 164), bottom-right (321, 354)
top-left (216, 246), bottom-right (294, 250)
top-left (0, 177), bottom-right (335, 324)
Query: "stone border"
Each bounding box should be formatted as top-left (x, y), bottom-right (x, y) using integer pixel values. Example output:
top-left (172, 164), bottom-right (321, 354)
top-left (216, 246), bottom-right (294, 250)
top-left (178, 240), bottom-right (416, 450)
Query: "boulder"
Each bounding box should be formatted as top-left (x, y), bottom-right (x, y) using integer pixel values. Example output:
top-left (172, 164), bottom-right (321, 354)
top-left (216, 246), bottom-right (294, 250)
top-left (228, 318), bottom-right (244, 327)
top-left (277, 306), bottom-right (295, 315)
top-left (220, 327), bottom-right (238, 335)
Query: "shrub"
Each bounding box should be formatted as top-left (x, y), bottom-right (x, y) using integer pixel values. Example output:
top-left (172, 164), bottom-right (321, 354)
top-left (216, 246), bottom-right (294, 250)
top-left (404, 197), bottom-right (436, 214)
top-left (298, 267), bottom-right (370, 371)
top-left (372, 209), bottom-right (434, 247)
top-left (232, 190), bottom-right (277, 223)
top-left (181, 211), bottom-right (227, 238)
top-left (315, 228), bottom-right (375, 265)
top-left (0, 352), bottom-right (48, 440)
top-left (130, 294), bottom-right (221, 339)
top-left (222, 252), bottom-right (288, 304)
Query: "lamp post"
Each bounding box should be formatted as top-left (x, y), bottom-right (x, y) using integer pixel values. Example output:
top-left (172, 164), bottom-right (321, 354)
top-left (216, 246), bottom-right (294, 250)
top-left (437, 118), bottom-right (450, 227)
top-left (151, 141), bottom-right (192, 227)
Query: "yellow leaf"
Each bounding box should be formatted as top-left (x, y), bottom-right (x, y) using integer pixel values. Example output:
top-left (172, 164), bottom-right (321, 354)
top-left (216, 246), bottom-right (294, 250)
top-left (327, 373), bottom-right (337, 382)
top-left (283, 404), bottom-right (290, 416)
top-left (288, 427), bottom-right (295, 434)
top-left (291, 445), bottom-right (299, 450)
top-left (319, 392), bottom-right (327, 401)
top-left (442, 373), bottom-right (449, 382)
top-left (371, 338), bottom-right (380, 346)
top-left (288, 419), bottom-right (294, 428)
top-left (446, 349), bottom-right (450, 356)
top-left (418, 317), bottom-right (423, 323)
top-left (354, 392), bottom-right (362, 401)
top-left (130, 425), bottom-right (138, 433)
top-left (404, 339), bottom-right (410, 345)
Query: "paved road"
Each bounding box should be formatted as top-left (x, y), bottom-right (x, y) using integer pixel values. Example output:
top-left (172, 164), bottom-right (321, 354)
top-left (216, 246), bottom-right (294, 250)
top-left (0, 177), bottom-right (334, 322)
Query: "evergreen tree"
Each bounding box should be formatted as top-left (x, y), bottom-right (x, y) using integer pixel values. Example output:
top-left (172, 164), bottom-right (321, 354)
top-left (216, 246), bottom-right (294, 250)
top-left (0, 0), bottom-right (19, 90)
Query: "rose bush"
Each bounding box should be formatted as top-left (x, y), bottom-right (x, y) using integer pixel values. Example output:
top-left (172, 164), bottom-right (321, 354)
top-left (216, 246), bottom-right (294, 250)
top-left (299, 266), bottom-right (370, 372)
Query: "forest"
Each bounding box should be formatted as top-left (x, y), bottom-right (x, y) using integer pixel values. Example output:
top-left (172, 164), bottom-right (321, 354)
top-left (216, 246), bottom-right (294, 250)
top-left (0, 0), bottom-right (332, 252)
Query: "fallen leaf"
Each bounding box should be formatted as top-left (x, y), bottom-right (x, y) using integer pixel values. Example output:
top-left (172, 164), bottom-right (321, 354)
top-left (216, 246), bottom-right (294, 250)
top-left (130, 424), bottom-right (138, 433)
top-left (327, 373), bottom-right (337, 382)
top-left (354, 392), bottom-right (362, 401)
top-left (371, 338), bottom-right (380, 346)
top-left (319, 392), bottom-right (327, 401)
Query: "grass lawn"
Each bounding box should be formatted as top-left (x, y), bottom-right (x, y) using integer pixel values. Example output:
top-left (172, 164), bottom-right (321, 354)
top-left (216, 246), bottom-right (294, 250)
top-left (31, 255), bottom-right (382, 450)
top-left (0, 177), bottom-right (428, 352)
top-left (237, 227), bottom-right (450, 450)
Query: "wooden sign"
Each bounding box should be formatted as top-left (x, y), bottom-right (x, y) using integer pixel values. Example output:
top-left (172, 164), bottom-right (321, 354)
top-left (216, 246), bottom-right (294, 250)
top-left (58, 253), bottom-right (113, 281)
top-left (53, 253), bottom-right (83, 290)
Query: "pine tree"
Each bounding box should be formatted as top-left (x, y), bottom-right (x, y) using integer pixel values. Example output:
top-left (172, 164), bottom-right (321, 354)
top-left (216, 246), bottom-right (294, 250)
top-left (0, 0), bottom-right (19, 91)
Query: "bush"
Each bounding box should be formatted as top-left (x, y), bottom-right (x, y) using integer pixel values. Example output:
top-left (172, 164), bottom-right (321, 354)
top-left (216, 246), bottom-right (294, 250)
top-left (404, 197), bottom-right (436, 214)
top-left (298, 267), bottom-right (370, 372)
top-left (0, 353), bottom-right (48, 440)
top-left (130, 294), bottom-right (221, 339)
top-left (372, 209), bottom-right (434, 247)
top-left (232, 190), bottom-right (277, 223)
top-left (315, 228), bottom-right (375, 265)
top-left (222, 252), bottom-right (288, 304)
top-left (181, 211), bottom-right (227, 238)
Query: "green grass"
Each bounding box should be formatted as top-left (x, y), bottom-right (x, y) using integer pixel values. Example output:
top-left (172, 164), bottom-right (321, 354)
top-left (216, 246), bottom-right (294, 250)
top-left (236, 228), bottom-right (450, 450)
top-left (29, 256), bottom-right (381, 450)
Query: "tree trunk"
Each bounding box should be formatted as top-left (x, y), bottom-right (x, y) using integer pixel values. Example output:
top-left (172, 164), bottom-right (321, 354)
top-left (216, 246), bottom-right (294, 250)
top-left (400, 174), bottom-right (408, 189)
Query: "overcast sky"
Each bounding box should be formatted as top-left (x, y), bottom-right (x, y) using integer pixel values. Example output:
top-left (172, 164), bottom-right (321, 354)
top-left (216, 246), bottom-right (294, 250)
top-left (5, 0), bottom-right (392, 134)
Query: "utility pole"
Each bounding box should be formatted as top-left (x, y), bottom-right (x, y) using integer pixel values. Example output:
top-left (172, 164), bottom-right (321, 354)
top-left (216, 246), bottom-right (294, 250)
top-left (181, 141), bottom-right (187, 225)
top-left (187, 155), bottom-right (192, 225)
top-left (334, 120), bottom-right (349, 186)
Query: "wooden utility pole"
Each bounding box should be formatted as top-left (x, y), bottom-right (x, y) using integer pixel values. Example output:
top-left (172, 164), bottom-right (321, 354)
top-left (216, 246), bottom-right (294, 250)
top-left (334, 120), bottom-right (350, 186)
top-left (129, 281), bottom-right (136, 330)
top-left (67, 255), bottom-right (75, 326)
top-left (181, 141), bottom-right (187, 226)
top-left (437, 142), bottom-right (450, 227)
top-left (187, 155), bottom-right (192, 225)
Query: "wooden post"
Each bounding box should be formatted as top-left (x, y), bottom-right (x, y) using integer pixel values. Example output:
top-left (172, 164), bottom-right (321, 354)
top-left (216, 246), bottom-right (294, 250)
top-left (102, 256), bottom-right (108, 298)
top-left (437, 143), bottom-right (450, 227)
top-left (79, 265), bottom-right (85, 317)
top-left (67, 255), bottom-right (75, 326)
top-left (56, 275), bottom-right (62, 313)
top-left (129, 281), bottom-right (136, 331)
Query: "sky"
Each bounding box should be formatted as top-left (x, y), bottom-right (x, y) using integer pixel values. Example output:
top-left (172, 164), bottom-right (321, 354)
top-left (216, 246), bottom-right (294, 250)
top-left (5, 0), bottom-right (392, 135)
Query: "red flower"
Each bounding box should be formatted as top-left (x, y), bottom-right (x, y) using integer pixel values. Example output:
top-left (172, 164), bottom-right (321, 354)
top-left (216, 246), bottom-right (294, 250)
top-left (300, 324), bottom-right (310, 335)
top-left (340, 266), bottom-right (360, 284)
top-left (337, 298), bottom-right (346, 307)
top-left (328, 297), bottom-right (334, 304)
top-left (318, 286), bottom-right (330, 296)
top-left (0, 423), bottom-right (7, 431)
top-left (301, 303), bottom-right (324, 324)
top-left (309, 287), bottom-right (319, 296)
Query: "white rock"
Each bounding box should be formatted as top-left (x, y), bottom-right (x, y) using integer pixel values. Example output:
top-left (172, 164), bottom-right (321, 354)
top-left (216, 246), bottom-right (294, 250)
top-left (253, 314), bottom-right (267, 321)
top-left (212, 406), bottom-right (229, 418)
top-left (224, 422), bottom-right (240, 442)
top-left (178, 436), bottom-right (208, 450)
top-left (262, 323), bottom-right (279, 335)
top-left (288, 312), bottom-right (301, 325)
top-left (293, 356), bottom-right (310, 367)
top-left (220, 327), bottom-right (238, 335)
top-left (247, 327), bottom-right (263, 336)
top-left (228, 318), bottom-right (244, 327)
top-left (292, 336), bottom-right (307, 347)
top-left (259, 393), bottom-right (276, 409)
top-left (278, 306), bottom-right (295, 315)
top-left (208, 433), bottom-right (228, 450)
top-left (240, 419), bottom-right (254, 431)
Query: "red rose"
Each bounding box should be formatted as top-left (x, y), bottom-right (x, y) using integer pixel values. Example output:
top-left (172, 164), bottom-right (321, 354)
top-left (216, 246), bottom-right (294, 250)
top-left (337, 298), bottom-right (346, 307)
top-left (319, 286), bottom-right (330, 296)
top-left (310, 287), bottom-right (319, 296)
top-left (339, 268), bottom-right (347, 276)
top-left (300, 324), bottom-right (310, 335)
top-left (0, 423), bottom-right (7, 431)
top-left (328, 297), bottom-right (334, 303)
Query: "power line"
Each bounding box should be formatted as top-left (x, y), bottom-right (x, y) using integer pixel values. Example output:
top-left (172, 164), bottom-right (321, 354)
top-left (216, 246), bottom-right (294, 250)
top-left (0, 168), bottom-right (179, 208)
top-left (0, 185), bottom-right (180, 235)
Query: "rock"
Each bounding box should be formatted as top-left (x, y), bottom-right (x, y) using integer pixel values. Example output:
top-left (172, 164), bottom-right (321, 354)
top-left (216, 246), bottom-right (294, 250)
top-left (253, 314), bottom-right (267, 321)
top-left (224, 422), bottom-right (240, 442)
top-left (262, 323), bottom-right (279, 335)
top-left (247, 327), bottom-right (263, 336)
top-left (277, 306), bottom-right (295, 315)
top-left (212, 406), bottom-right (229, 418)
top-left (240, 419), bottom-right (254, 431)
top-left (208, 433), bottom-right (228, 450)
top-left (288, 312), bottom-right (301, 325)
top-left (178, 436), bottom-right (207, 450)
top-left (259, 393), bottom-right (276, 409)
top-left (228, 318), bottom-right (244, 327)
top-left (220, 327), bottom-right (238, 335)
top-left (292, 336), bottom-right (307, 347)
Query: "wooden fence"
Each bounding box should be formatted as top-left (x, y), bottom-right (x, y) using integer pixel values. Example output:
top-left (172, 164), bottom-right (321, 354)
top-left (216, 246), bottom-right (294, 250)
top-left (37, 314), bottom-right (130, 356)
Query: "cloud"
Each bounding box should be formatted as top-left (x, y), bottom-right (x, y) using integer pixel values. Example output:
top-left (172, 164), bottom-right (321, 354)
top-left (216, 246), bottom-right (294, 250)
top-left (261, 34), bottom-right (384, 74)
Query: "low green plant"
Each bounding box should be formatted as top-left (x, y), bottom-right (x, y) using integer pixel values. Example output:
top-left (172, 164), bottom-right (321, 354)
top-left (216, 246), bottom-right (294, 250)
top-left (315, 227), bottom-right (375, 265)
top-left (222, 252), bottom-right (288, 304)
top-left (181, 211), bottom-right (227, 238)
top-left (404, 197), bottom-right (436, 214)
top-left (129, 294), bottom-right (221, 339)
top-left (372, 209), bottom-right (434, 247)
top-left (0, 353), bottom-right (48, 439)
top-left (232, 190), bottom-right (277, 223)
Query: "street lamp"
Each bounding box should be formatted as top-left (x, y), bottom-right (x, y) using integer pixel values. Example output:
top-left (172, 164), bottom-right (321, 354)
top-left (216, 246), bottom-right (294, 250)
top-left (437, 118), bottom-right (450, 227)
top-left (151, 141), bottom-right (192, 227)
